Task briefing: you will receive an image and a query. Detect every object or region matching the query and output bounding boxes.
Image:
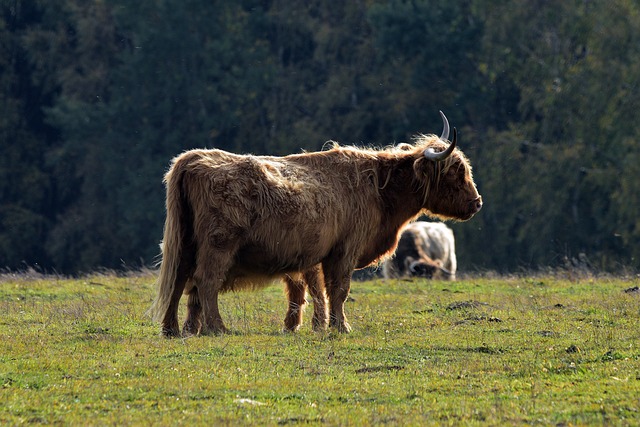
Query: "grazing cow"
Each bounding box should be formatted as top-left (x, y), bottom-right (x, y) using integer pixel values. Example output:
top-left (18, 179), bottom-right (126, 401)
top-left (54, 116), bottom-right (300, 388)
top-left (150, 111), bottom-right (482, 336)
top-left (383, 221), bottom-right (457, 280)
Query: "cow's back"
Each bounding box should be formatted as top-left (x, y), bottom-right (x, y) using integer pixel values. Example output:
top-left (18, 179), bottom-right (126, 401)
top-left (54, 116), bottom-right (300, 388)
top-left (174, 148), bottom-right (386, 285)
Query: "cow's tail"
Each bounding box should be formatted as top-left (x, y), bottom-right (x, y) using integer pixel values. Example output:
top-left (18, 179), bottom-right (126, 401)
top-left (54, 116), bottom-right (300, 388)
top-left (148, 158), bottom-right (191, 323)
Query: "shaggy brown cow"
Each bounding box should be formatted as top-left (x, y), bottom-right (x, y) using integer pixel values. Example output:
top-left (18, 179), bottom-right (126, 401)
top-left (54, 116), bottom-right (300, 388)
top-left (382, 221), bottom-right (457, 280)
top-left (150, 111), bottom-right (482, 336)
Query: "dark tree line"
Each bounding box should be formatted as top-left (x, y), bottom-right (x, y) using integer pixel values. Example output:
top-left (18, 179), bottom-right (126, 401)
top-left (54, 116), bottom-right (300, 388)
top-left (2, 0), bottom-right (639, 274)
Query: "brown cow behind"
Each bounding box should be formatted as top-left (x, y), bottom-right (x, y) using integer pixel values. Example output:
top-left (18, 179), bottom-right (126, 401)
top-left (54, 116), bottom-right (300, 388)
top-left (150, 112), bottom-right (482, 336)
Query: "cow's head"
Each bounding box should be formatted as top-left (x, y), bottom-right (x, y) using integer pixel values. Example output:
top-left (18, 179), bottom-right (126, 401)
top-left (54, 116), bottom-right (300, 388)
top-left (404, 256), bottom-right (452, 279)
top-left (413, 112), bottom-right (482, 221)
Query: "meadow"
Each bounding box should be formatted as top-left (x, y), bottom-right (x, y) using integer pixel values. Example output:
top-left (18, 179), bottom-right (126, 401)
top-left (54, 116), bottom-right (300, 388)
top-left (1, 271), bottom-right (638, 426)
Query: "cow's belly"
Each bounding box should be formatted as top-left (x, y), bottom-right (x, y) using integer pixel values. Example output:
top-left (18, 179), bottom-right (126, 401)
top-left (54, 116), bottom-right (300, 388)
top-left (233, 244), bottom-right (323, 276)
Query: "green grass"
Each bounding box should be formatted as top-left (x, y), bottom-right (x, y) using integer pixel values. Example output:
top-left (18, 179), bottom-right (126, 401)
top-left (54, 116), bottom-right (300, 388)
top-left (1, 273), bottom-right (639, 425)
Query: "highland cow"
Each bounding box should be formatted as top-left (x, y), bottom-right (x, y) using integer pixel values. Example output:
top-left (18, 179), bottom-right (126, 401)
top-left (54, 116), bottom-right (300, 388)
top-left (150, 112), bottom-right (481, 336)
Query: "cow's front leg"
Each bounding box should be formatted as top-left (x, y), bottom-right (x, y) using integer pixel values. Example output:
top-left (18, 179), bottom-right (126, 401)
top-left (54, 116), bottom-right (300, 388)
top-left (283, 272), bottom-right (306, 332)
top-left (304, 265), bottom-right (328, 331)
top-left (329, 283), bottom-right (352, 333)
top-left (322, 259), bottom-right (353, 333)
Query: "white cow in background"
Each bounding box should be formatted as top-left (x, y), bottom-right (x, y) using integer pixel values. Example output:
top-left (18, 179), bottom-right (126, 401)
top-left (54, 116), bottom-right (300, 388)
top-left (383, 221), bottom-right (457, 280)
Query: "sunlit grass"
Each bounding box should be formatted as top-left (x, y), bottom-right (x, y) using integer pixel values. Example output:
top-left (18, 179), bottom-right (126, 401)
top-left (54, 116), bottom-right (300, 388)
top-left (1, 273), bottom-right (638, 425)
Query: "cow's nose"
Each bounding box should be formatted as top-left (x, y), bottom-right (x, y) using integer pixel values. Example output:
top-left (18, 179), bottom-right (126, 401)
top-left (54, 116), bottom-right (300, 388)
top-left (474, 196), bottom-right (483, 212)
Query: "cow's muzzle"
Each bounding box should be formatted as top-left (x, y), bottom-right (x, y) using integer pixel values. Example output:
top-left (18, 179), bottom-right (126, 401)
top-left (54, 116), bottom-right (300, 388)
top-left (469, 196), bottom-right (482, 217)
top-left (462, 196), bottom-right (483, 220)
top-left (472, 196), bottom-right (483, 213)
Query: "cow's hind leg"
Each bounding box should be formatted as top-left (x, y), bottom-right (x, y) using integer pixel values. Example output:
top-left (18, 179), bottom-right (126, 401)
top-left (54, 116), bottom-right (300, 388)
top-left (201, 285), bottom-right (228, 335)
top-left (183, 271), bottom-right (233, 336)
top-left (181, 219), bottom-right (239, 335)
top-left (182, 286), bottom-right (203, 336)
top-left (161, 274), bottom-right (187, 337)
top-left (304, 265), bottom-right (328, 331)
top-left (284, 273), bottom-right (306, 332)
top-left (196, 245), bottom-right (238, 335)
top-left (183, 279), bottom-right (229, 336)
top-left (163, 245), bottom-right (195, 337)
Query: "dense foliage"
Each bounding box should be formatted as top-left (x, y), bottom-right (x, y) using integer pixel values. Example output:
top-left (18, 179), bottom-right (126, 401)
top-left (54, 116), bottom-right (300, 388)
top-left (2, 0), bottom-right (639, 273)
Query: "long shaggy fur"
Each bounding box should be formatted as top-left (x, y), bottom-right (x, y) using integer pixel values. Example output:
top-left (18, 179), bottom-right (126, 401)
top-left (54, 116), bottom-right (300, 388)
top-left (149, 164), bottom-right (187, 323)
top-left (150, 133), bottom-right (481, 335)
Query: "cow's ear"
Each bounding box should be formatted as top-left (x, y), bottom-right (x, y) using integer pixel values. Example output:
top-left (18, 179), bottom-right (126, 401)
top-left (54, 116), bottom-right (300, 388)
top-left (412, 155), bottom-right (436, 184)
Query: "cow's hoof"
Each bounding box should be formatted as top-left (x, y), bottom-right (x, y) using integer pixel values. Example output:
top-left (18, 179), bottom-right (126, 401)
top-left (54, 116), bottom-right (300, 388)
top-left (283, 317), bottom-right (302, 332)
top-left (203, 321), bottom-right (229, 336)
top-left (312, 319), bottom-right (328, 332)
top-left (182, 320), bottom-right (201, 337)
top-left (283, 319), bottom-right (302, 332)
top-left (161, 326), bottom-right (181, 338)
top-left (338, 322), bottom-right (352, 333)
top-left (330, 321), bottom-right (351, 333)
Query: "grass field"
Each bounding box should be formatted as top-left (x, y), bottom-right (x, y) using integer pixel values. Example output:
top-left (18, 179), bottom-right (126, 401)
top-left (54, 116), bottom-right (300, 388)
top-left (1, 271), bottom-right (639, 426)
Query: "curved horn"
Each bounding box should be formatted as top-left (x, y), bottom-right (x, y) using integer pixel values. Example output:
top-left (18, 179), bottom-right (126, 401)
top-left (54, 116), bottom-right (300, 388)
top-left (423, 127), bottom-right (457, 161)
top-left (408, 261), bottom-right (421, 275)
top-left (439, 266), bottom-right (453, 276)
top-left (439, 110), bottom-right (450, 141)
